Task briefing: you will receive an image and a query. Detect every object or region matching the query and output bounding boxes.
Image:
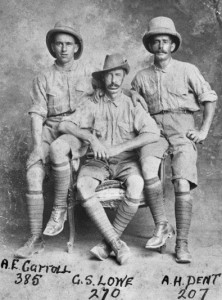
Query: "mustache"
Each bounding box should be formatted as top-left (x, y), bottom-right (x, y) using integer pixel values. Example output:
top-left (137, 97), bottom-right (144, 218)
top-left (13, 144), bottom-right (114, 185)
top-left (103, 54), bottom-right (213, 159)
top-left (107, 83), bottom-right (120, 89)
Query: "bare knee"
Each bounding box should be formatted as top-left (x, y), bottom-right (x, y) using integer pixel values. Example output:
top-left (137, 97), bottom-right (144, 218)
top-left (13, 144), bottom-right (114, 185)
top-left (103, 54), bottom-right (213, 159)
top-left (26, 165), bottom-right (45, 191)
top-left (125, 175), bottom-right (144, 199)
top-left (141, 156), bottom-right (161, 179)
top-left (49, 139), bottom-right (70, 163)
top-left (77, 176), bottom-right (99, 200)
top-left (174, 179), bottom-right (190, 192)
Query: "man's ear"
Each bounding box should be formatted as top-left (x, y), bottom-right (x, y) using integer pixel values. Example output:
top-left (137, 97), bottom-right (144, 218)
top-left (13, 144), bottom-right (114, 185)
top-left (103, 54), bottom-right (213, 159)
top-left (74, 43), bottom-right (80, 53)
top-left (51, 43), bottom-right (55, 54)
top-left (171, 42), bottom-right (176, 52)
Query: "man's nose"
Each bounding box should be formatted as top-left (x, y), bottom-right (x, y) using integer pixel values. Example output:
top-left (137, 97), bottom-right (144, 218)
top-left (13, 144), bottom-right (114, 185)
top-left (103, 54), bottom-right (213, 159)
top-left (62, 44), bottom-right (67, 52)
top-left (159, 41), bottom-right (163, 49)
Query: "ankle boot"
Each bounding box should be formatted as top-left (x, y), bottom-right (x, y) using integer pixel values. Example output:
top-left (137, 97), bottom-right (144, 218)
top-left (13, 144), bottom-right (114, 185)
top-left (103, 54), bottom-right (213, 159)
top-left (175, 239), bottom-right (192, 263)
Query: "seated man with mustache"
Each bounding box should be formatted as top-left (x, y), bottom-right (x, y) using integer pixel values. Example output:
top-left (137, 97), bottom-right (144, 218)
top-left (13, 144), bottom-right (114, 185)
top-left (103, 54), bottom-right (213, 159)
top-left (51, 53), bottom-right (161, 264)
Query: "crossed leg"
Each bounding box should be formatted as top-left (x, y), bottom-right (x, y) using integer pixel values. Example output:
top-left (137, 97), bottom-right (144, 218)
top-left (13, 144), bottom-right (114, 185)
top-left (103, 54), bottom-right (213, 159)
top-left (43, 134), bottom-right (88, 236)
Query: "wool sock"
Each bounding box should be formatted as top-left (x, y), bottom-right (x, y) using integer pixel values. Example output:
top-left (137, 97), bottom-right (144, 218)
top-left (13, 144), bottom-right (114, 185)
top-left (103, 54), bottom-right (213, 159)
top-left (112, 197), bottom-right (140, 236)
top-left (26, 192), bottom-right (44, 236)
top-left (52, 161), bottom-right (70, 208)
top-left (175, 191), bottom-right (192, 241)
top-left (82, 195), bottom-right (118, 243)
top-left (144, 177), bottom-right (167, 224)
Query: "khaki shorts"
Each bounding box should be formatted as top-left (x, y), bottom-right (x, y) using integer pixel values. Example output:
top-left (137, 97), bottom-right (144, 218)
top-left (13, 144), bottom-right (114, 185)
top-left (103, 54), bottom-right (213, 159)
top-left (42, 118), bottom-right (88, 164)
top-left (78, 156), bottom-right (142, 184)
top-left (140, 112), bottom-right (198, 189)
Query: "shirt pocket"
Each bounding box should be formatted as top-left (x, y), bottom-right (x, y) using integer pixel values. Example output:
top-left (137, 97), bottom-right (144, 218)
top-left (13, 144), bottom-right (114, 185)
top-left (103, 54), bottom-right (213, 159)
top-left (118, 121), bottom-right (134, 140)
top-left (167, 86), bottom-right (188, 109)
top-left (46, 89), bottom-right (59, 115)
top-left (93, 119), bottom-right (107, 139)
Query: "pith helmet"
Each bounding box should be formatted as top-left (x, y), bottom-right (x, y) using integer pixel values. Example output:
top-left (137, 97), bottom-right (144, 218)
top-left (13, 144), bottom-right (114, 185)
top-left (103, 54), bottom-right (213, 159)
top-left (46, 20), bottom-right (83, 60)
top-left (143, 16), bottom-right (182, 53)
top-left (92, 53), bottom-right (130, 80)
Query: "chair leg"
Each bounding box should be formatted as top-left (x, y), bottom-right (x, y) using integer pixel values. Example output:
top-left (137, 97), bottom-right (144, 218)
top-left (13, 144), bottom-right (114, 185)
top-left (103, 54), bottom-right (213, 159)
top-left (67, 188), bottom-right (75, 253)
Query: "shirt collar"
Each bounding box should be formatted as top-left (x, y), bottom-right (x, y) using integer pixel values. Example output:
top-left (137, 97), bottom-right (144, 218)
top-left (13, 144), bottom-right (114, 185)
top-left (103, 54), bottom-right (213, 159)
top-left (153, 58), bottom-right (174, 73)
top-left (103, 91), bottom-right (123, 107)
top-left (54, 60), bottom-right (78, 72)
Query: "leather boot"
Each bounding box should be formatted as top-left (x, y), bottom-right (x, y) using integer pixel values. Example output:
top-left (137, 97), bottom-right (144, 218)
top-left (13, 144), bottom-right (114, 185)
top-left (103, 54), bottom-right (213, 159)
top-left (175, 239), bottom-right (192, 263)
top-left (14, 235), bottom-right (44, 259)
top-left (110, 239), bottom-right (131, 265)
top-left (43, 207), bottom-right (67, 236)
top-left (145, 222), bottom-right (175, 249)
top-left (90, 240), bottom-right (112, 261)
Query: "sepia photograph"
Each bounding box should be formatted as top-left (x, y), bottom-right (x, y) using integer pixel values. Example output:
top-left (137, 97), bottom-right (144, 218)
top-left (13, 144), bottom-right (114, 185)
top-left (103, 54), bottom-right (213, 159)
top-left (0, 0), bottom-right (221, 299)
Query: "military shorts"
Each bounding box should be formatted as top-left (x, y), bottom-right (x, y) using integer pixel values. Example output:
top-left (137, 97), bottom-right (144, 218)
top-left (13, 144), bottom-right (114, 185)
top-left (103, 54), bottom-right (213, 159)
top-left (42, 117), bottom-right (88, 165)
top-left (78, 155), bottom-right (142, 184)
top-left (140, 112), bottom-right (198, 189)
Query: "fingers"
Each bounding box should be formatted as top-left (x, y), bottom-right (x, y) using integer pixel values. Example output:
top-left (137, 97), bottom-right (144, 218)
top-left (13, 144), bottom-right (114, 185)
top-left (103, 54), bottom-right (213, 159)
top-left (131, 95), bottom-right (148, 112)
top-left (186, 130), bottom-right (204, 144)
top-left (93, 147), bottom-right (110, 160)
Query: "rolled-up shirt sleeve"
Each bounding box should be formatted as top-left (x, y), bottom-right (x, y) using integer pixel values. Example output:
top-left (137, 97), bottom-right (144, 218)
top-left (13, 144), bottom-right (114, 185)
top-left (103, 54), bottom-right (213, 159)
top-left (29, 75), bottom-right (48, 119)
top-left (133, 104), bottom-right (160, 136)
top-left (187, 64), bottom-right (218, 104)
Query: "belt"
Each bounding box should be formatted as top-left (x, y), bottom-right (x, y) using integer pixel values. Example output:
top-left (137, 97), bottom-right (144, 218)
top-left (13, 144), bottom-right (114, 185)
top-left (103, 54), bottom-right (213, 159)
top-left (49, 110), bottom-right (74, 117)
top-left (151, 110), bottom-right (193, 116)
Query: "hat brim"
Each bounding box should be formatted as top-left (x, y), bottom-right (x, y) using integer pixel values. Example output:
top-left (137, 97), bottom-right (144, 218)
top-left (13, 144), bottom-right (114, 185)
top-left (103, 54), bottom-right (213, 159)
top-left (143, 30), bottom-right (182, 53)
top-left (46, 28), bottom-right (83, 60)
top-left (92, 63), bottom-right (130, 80)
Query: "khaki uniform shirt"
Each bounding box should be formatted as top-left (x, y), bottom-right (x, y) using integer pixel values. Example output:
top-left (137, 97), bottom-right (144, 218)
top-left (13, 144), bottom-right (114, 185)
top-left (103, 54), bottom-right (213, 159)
top-left (131, 59), bottom-right (217, 115)
top-left (64, 92), bottom-right (160, 159)
top-left (29, 61), bottom-right (93, 120)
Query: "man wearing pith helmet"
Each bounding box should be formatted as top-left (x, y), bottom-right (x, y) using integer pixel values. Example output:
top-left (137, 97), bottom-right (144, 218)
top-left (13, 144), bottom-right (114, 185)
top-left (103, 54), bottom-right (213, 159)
top-left (15, 20), bottom-right (94, 259)
top-left (57, 53), bottom-right (160, 264)
top-left (131, 16), bottom-right (217, 263)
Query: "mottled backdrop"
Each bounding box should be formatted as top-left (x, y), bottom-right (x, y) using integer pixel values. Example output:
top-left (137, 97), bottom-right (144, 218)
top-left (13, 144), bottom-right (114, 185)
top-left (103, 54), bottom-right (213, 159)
top-left (0, 1), bottom-right (222, 298)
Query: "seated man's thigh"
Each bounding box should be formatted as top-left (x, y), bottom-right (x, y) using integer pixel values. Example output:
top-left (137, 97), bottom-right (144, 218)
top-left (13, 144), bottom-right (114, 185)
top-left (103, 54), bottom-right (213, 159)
top-left (171, 143), bottom-right (197, 190)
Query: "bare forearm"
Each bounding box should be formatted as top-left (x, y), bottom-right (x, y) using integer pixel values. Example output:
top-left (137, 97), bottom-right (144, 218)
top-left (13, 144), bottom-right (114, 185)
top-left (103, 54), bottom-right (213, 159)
top-left (200, 101), bottom-right (216, 135)
top-left (59, 121), bottom-right (95, 144)
top-left (30, 113), bottom-right (43, 147)
top-left (115, 132), bottom-right (159, 154)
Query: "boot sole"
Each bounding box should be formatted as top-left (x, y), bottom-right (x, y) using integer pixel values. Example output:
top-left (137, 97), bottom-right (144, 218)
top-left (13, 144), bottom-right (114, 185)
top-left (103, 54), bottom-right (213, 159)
top-left (175, 258), bottom-right (192, 263)
top-left (14, 246), bottom-right (44, 259)
top-left (175, 255), bottom-right (192, 264)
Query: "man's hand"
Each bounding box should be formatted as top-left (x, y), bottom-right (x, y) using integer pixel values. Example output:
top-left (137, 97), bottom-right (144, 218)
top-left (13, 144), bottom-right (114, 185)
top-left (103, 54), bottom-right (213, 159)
top-left (90, 137), bottom-right (110, 159)
top-left (130, 90), bottom-right (148, 112)
top-left (26, 146), bottom-right (44, 169)
top-left (186, 129), bottom-right (207, 144)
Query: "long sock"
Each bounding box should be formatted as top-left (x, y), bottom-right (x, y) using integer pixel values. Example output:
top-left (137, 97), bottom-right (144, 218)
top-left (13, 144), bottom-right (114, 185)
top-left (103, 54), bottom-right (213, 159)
top-left (144, 177), bottom-right (167, 224)
top-left (82, 195), bottom-right (118, 243)
top-left (26, 192), bottom-right (44, 236)
top-left (52, 161), bottom-right (70, 208)
top-left (113, 197), bottom-right (140, 237)
top-left (175, 191), bottom-right (192, 241)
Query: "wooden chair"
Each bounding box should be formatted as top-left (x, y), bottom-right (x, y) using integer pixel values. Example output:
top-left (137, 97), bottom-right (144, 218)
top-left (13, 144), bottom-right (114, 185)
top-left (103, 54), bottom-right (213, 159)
top-left (66, 156), bottom-right (167, 254)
